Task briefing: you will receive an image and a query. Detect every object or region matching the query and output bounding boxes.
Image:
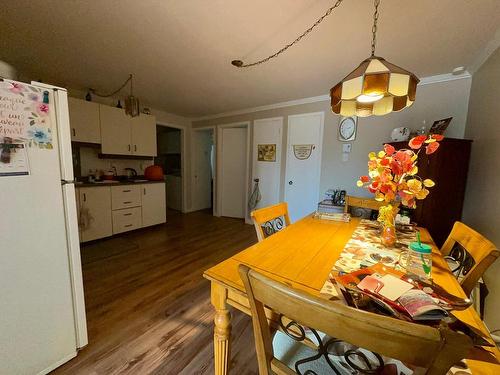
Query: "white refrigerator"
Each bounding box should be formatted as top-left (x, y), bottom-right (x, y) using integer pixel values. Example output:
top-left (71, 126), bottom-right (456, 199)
top-left (0, 79), bottom-right (87, 374)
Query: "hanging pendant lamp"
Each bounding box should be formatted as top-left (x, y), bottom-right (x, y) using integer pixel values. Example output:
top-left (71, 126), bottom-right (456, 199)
top-left (89, 74), bottom-right (140, 117)
top-left (330, 0), bottom-right (419, 117)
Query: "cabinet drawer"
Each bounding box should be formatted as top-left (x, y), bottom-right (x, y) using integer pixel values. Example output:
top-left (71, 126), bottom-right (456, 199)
top-left (111, 185), bottom-right (141, 209)
top-left (112, 207), bottom-right (142, 234)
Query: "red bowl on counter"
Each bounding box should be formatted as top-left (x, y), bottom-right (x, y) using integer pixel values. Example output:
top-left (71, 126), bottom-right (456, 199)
top-left (144, 165), bottom-right (164, 181)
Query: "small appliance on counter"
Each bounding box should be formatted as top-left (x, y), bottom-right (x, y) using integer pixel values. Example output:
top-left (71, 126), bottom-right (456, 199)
top-left (390, 127), bottom-right (410, 142)
top-left (144, 165), bottom-right (164, 181)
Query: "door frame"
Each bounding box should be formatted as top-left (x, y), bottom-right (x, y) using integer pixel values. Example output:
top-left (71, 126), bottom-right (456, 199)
top-left (156, 121), bottom-right (188, 213)
top-left (191, 126), bottom-right (217, 216)
top-left (216, 121), bottom-right (251, 223)
top-left (284, 112), bottom-right (325, 216)
top-left (252, 116), bottom-right (284, 209)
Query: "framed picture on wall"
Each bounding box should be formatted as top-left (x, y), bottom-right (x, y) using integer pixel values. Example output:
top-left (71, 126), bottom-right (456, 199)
top-left (258, 144), bottom-right (276, 162)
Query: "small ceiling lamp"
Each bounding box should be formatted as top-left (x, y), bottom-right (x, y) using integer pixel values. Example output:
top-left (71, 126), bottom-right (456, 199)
top-left (330, 0), bottom-right (419, 117)
top-left (90, 74), bottom-right (140, 117)
top-left (125, 74), bottom-right (140, 117)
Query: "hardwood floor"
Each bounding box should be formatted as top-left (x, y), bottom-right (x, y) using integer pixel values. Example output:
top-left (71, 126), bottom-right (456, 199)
top-left (52, 210), bottom-right (259, 375)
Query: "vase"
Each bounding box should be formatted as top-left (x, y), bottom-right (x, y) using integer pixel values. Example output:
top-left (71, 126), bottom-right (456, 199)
top-left (378, 204), bottom-right (398, 247)
top-left (380, 224), bottom-right (397, 247)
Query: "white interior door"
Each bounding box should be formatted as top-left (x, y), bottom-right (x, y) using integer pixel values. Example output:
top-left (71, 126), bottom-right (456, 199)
top-left (220, 127), bottom-right (247, 218)
top-left (252, 118), bottom-right (283, 210)
top-left (285, 112), bottom-right (324, 222)
top-left (192, 130), bottom-right (213, 211)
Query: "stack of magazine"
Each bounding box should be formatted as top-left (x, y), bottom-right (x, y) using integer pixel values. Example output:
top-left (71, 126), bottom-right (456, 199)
top-left (333, 264), bottom-right (494, 346)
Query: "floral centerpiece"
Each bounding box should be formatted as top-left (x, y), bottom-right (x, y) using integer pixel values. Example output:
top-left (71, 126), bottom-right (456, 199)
top-left (356, 134), bottom-right (443, 246)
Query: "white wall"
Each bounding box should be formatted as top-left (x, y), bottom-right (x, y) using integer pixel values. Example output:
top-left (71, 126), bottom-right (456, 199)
top-left (193, 76), bottom-right (472, 203)
top-left (462, 47), bottom-right (500, 330)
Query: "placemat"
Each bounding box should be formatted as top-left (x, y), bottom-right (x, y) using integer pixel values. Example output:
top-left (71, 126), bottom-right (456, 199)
top-left (321, 219), bottom-right (416, 296)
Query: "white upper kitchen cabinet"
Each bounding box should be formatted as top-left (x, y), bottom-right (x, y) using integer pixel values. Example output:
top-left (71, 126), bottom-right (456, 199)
top-left (100, 106), bottom-right (157, 157)
top-left (131, 114), bottom-right (157, 156)
top-left (100, 105), bottom-right (132, 155)
top-left (141, 183), bottom-right (166, 227)
top-left (78, 187), bottom-right (113, 242)
top-left (68, 97), bottom-right (101, 143)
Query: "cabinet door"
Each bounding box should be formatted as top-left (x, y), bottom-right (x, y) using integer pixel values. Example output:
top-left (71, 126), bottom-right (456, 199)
top-left (141, 183), bottom-right (166, 227)
top-left (68, 97), bottom-right (101, 143)
top-left (100, 105), bottom-right (131, 155)
top-left (75, 188), bottom-right (82, 240)
top-left (79, 187), bottom-right (112, 242)
top-left (131, 114), bottom-right (157, 156)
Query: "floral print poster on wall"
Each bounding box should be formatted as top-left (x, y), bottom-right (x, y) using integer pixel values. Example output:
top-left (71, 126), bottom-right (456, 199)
top-left (0, 80), bottom-right (53, 149)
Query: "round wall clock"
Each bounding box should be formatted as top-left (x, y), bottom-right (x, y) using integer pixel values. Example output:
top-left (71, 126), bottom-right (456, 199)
top-left (338, 116), bottom-right (357, 141)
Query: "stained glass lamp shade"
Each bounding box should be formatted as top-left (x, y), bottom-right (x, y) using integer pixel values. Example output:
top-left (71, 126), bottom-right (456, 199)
top-left (330, 56), bottom-right (419, 117)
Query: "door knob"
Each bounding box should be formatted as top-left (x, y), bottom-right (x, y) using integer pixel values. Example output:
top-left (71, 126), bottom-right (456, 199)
top-left (288, 181), bottom-right (293, 185)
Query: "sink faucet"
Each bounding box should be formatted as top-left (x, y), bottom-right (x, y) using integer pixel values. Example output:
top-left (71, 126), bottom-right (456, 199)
top-left (111, 165), bottom-right (117, 176)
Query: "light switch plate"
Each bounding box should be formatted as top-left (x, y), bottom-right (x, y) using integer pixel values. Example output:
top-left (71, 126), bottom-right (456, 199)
top-left (342, 143), bottom-right (352, 153)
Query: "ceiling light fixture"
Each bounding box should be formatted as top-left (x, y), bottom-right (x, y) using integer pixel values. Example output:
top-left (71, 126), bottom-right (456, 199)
top-left (231, 0), bottom-right (418, 117)
top-left (89, 74), bottom-right (140, 117)
top-left (330, 0), bottom-right (419, 117)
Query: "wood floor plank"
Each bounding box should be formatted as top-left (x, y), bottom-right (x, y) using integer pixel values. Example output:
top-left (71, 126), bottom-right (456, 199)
top-left (51, 210), bottom-right (259, 375)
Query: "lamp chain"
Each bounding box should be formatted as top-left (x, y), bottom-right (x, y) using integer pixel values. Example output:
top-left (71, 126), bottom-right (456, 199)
top-left (90, 74), bottom-right (133, 98)
top-left (371, 0), bottom-right (381, 56)
top-left (232, 0), bottom-right (344, 68)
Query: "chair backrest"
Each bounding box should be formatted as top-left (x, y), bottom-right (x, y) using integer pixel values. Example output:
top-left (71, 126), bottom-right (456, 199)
top-left (239, 265), bottom-right (472, 375)
top-left (343, 195), bottom-right (386, 214)
top-left (441, 221), bottom-right (499, 297)
top-left (251, 202), bottom-right (291, 242)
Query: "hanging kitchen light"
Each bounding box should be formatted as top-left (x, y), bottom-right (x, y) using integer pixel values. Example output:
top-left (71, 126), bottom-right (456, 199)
top-left (330, 0), bottom-right (419, 117)
top-left (89, 74), bottom-right (140, 117)
top-left (231, 0), bottom-right (418, 117)
top-left (125, 74), bottom-right (140, 117)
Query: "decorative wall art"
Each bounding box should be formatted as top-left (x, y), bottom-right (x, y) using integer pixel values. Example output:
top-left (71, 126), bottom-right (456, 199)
top-left (293, 144), bottom-right (314, 160)
top-left (429, 117), bottom-right (452, 135)
top-left (257, 144), bottom-right (276, 162)
top-left (0, 80), bottom-right (53, 149)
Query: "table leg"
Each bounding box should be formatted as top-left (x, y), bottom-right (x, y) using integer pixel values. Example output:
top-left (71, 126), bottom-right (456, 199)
top-left (211, 282), bottom-right (231, 375)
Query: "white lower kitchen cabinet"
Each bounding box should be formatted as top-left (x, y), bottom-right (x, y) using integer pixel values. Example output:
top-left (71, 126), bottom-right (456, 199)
top-left (141, 183), bottom-right (166, 227)
top-left (78, 186), bottom-right (112, 242)
top-left (112, 207), bottom-right (142, 234)
top-left (111, 185), bottom-right (141, 210)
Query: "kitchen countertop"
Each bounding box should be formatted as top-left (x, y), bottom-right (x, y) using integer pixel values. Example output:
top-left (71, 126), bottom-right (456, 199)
top-left (75, 180), bottom-right (165, 188)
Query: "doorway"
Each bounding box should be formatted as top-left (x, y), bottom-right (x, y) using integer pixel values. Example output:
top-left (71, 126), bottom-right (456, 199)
top-left (217, 123), bottom-right (250, 220)
top-left (155, 125), bottom-right (183, 213)
top-left (284, 112), bottom-right (324, 222)
top-left (191, 128), bottom-right (215, 213)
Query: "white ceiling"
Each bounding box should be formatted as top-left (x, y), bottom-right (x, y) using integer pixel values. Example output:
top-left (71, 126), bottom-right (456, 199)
top-left (1, 0), bottom-right (499, 117)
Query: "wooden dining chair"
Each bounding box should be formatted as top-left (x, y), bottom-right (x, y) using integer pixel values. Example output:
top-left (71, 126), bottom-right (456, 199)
top-left (343, 195), bottom-right (385, 215)
top-left (239, 265), bottom-right (472, 375)
top-left (251, 202), bottom-right (291, 242)
top-left (441, 221), bottom-right (499, 297)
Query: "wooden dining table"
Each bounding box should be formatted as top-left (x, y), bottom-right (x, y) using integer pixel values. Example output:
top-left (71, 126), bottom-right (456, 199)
top-left (203, 215), bottom-right (500, 374)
